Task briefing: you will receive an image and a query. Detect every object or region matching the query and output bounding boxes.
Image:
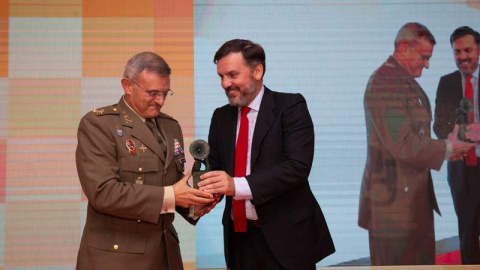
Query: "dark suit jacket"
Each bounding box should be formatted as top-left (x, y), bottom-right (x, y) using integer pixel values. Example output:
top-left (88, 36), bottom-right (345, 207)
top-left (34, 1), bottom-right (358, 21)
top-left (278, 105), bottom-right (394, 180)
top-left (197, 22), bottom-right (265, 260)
top-left (359, 56), bottom-right (444, 231)
top-left (208, 87), bottom-right (335, 269)
top-left (75, 97), bottom-right (192, 270)
top-left (433, 70), bottom-right (480, 212)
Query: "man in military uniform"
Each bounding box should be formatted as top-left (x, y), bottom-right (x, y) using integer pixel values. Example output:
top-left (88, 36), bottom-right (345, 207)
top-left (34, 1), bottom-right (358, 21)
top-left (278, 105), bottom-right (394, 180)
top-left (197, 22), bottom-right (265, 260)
top-left (75, 52), bottom-right (215, 270)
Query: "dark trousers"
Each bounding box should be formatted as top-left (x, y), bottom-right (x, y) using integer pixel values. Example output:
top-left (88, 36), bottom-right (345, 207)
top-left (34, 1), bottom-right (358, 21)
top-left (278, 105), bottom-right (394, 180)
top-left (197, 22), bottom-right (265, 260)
top-left (229, 223), bottom-right (316, 270)
top-left (454, 164), bottom-right (480, 265)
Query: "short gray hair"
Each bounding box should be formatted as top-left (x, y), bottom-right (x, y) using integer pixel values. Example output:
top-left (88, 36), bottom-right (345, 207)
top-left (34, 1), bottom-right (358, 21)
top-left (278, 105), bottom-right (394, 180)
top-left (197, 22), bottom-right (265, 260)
top-left (123, 52), bottom-right (171, 80)
top-left (394, 22), bottom-right (436, 48)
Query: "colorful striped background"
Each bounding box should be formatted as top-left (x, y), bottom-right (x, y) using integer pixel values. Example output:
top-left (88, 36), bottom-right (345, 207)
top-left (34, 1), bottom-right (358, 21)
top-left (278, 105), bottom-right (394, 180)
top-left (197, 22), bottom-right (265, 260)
top-left (0, 0), bottom-right (195, 268)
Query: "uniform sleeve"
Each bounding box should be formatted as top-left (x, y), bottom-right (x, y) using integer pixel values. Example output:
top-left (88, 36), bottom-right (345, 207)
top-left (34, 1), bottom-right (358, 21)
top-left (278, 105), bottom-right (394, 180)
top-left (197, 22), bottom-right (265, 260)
top-left (76, 113), bottom-right (165, 224)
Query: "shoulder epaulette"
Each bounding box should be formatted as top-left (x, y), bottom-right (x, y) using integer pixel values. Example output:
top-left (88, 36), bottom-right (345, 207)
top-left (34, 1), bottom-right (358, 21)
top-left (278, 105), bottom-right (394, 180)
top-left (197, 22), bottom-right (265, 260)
top-left (158, 111), bottom-right (177, 122)
top-left (92, 104), bottom-right (120, 116)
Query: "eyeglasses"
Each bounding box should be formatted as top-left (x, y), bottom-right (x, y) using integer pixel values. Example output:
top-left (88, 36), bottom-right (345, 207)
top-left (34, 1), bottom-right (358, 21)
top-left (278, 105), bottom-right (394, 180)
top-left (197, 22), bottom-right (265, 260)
top-left (130, 79), bottom-right (174, 99)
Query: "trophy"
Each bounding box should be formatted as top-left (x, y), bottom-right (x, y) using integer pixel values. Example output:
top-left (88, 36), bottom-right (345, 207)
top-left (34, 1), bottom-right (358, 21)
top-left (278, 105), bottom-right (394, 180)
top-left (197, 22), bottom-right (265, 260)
top-left (455, 98), bottom-right (473, 142)
top-left (189, 139), bottom-right (211, 189)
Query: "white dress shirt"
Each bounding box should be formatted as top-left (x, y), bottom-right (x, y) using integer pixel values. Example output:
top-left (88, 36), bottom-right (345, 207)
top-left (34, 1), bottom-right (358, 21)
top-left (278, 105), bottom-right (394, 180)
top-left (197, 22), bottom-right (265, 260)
top-left (232, 86), bottom-right (265, 221)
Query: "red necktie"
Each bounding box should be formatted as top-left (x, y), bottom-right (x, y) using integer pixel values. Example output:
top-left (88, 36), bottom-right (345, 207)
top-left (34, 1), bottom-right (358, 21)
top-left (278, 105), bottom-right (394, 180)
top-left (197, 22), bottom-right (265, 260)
top-left (465, 75), bottom-right (477, 166)
top-left (233, 106), bottom-right (250, 232)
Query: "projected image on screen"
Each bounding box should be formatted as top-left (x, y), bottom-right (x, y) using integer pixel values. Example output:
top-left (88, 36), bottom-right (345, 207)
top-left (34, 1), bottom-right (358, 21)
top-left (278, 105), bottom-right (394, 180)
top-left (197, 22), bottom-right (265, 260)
top-left (194, 0), bottom-right (480, 267)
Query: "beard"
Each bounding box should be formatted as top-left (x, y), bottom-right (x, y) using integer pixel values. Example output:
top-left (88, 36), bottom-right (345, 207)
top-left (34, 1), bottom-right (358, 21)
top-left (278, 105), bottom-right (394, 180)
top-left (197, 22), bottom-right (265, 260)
top-left (226, 82), bottom-right (257, 107)
top-left (457, 58), bottom-right (479, 75)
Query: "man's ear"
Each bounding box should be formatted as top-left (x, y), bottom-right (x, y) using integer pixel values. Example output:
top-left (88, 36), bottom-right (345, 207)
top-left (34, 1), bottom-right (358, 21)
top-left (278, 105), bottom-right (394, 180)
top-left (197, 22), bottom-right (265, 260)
top-left (121, 78), bottom-right (132, 95)
top-left (253, 64), bottom-right (264, 81)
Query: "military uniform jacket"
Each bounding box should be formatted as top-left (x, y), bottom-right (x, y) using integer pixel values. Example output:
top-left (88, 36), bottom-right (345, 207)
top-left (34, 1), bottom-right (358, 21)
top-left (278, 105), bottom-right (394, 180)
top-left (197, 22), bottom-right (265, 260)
top-left (359, 56), bottom-right (445, 231)
top-left (75, 97), bottom-right (191, 270)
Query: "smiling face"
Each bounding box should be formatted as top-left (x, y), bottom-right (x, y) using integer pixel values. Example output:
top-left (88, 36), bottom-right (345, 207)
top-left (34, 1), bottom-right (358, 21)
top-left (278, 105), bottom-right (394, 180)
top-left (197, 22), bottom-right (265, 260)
top-left (216, 52), bottom-right (263, 107)
top-left (122, 70), bottom-right (171, 118)
top-left (403, 37), bottom-right (434, 78)
top-left (453, 34), bottom-right (480, 76)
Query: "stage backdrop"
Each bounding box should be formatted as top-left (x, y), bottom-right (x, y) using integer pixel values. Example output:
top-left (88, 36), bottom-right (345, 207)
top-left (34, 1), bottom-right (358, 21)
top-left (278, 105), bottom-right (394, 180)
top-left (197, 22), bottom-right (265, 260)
top-left (0, 0), bottom-right (479, 269)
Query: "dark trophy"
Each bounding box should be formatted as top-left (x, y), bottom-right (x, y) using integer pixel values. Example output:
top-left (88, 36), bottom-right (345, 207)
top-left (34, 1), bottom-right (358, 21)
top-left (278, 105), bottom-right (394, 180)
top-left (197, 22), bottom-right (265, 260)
top-left (455, 98), bottom-right (473, 142)
top-left (189, 139), bottom-right (211, 189)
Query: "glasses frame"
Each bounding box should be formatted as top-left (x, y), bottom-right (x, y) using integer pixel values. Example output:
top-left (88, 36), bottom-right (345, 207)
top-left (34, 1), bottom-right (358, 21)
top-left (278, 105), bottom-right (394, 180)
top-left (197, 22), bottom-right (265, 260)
top-left (129, 79), bottom-right (174, 99)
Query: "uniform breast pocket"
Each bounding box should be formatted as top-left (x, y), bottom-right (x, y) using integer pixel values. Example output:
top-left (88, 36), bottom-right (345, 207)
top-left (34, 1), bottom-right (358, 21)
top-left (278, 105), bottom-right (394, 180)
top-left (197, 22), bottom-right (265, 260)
top-left (120, 156), bottom-right (159, 185)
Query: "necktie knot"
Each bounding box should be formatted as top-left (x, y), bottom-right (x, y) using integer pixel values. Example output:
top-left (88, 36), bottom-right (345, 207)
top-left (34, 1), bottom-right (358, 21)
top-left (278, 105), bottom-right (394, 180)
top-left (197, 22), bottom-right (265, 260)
top-left (241, 106), bottom-right (251, 117)
top-left (466, 75), bottom-right (472, 81)
top-left (145, 118), bottom-right (156, 130)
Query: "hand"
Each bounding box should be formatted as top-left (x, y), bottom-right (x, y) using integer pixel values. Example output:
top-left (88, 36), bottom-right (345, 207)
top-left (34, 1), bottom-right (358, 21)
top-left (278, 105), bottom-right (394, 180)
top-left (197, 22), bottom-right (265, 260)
top-left (448, 124), bottom-right (476, 161)
top-left (198, 171), bottom-right (236, 196)
top-left (173, 171), bottom-right (214, 208)
top-left (194, 194), bottom-right (222, 217)
top-left (465, 123), bottom-right (480, 142)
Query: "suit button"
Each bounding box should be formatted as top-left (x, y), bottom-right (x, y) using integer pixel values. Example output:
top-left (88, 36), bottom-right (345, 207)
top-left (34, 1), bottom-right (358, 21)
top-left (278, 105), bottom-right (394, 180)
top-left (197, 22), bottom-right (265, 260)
top-left (113, 244), bottom-right (119, 250)
top-left (137, 219), bottom-right (141, 223)
top-left (404, 187), bottom-right (409, 192)
top-left (139, 167), bottom-right (143, 172)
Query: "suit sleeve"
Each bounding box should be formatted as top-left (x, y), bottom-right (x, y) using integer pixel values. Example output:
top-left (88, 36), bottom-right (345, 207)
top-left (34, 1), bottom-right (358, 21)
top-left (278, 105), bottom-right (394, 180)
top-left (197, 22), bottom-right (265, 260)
top-left (76, 113), bottom-right (165, 224)
top-left (247, 94), bottom-right (315, 206)
top-left (365, 74), bottom-right (446, 171)
top-left (433, 76), bottom-right (456, 140)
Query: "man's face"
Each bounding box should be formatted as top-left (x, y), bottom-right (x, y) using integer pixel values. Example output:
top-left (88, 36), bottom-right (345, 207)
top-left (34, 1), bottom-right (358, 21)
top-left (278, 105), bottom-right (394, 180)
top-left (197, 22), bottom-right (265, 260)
top-left (404, 37), bottom-right (434, 78)
top-left (216, 52), bottom-right (262, 107)
top-left (453, 34), bottom-right (480, 76)
top-left (123, 70), bottom-right (171, 118)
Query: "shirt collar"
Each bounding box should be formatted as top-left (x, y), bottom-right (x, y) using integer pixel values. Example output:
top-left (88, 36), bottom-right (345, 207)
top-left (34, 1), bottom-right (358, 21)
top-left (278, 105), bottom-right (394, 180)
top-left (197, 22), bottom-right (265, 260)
top-left (123, 96), bottom-right (146, 123)
top-left (241, 85), bottom-right (264, 112)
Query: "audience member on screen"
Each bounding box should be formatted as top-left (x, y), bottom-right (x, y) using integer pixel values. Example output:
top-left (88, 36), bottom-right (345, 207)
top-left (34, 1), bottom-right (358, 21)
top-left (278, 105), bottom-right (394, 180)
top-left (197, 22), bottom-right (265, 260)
top-left (433, 26), bottom-right (480, 265)
top-left (197, 39), bottom-right (335, 270)
top-left (358, 22), bottom-right (474, 265)
top-left (75, 52), bottom-right (217, 270)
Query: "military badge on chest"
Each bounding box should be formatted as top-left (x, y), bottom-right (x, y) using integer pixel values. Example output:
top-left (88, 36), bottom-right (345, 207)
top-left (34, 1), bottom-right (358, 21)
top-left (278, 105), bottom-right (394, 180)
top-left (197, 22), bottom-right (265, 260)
top-left (126, 139), bottom-right (137, 156)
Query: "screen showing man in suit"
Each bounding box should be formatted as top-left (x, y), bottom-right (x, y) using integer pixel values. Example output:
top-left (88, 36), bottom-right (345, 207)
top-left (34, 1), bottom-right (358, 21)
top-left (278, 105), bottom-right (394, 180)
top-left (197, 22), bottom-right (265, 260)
top-left (196, 39), bottom-right (335, 270)
top-left (359, 22), bottom-right (474, 266)
top-left (75, 52), bottom-right (215, 270)
top-left (433, 26), bottom-right (480, 265)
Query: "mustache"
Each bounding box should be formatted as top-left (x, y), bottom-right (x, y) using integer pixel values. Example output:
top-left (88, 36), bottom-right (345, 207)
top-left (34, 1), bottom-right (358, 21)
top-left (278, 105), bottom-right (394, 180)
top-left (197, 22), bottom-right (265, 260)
top-left (459, 59), bottom-right (471, 64)
top-left (226, 86), bottom-right (240, 93)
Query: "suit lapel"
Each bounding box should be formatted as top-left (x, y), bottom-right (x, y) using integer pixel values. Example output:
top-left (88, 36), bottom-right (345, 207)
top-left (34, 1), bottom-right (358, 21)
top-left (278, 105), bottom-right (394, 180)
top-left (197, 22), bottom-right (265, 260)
top-left (251, 88), bottom-right (276, 168)
top-left (407, 78), bottom-right (431, 116)
top-left (224, 106), bottom-right (238, 176)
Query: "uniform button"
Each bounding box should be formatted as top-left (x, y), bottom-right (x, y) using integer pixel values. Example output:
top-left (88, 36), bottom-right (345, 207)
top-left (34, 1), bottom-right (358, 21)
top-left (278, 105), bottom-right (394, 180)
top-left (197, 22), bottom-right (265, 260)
top-left (113, 244), bottom-right (119, 250)
top-left (404, 187), bottom-right (409, 192)
top-left (139, 167), bottom-right (143, 172)
top-left (137, 219), bottom-right (141, 223)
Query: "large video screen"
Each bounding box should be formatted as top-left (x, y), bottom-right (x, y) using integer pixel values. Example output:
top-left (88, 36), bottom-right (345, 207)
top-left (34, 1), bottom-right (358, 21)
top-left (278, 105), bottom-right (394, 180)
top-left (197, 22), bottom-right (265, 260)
top-left (193, 0), bottom-right (480, 267)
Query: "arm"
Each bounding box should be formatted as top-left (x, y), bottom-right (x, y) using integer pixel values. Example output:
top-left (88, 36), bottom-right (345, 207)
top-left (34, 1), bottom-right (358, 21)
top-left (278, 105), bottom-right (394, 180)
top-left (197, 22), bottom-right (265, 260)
top-left (200, 94), bottom-right (315, 206)
top-left (246, 95), bottom-right (314, 206)
top-left (365, 74), bottom-right (446, 170)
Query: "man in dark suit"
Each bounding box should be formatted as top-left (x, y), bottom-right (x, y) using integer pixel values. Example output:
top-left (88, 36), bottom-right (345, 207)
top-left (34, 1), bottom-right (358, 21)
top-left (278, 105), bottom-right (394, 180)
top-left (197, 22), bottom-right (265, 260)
top-left (75, 52), bottom-right (215, 270)
top-left (359, 22), bottom-right (473, 265)
top-left (198, 39), bottom-right (335, 270)
top-left (433, 26), bottom-right (480, 265)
